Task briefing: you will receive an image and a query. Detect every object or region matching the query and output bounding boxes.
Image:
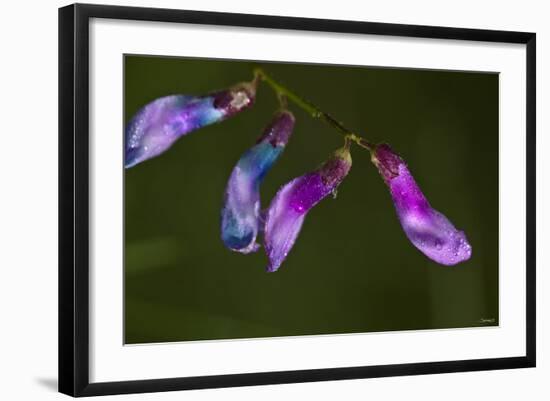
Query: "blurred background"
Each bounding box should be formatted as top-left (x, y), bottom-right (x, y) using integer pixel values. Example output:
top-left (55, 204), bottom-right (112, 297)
top-left (124, 55), bottom-right (498, 344)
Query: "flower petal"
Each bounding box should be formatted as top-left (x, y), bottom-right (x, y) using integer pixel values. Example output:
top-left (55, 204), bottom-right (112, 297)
top-left (125, 82), bottom-right (256, 168)
top-left (221, 111), bottom-right (295, 253)
top-left (372, 144), bottom-right (472, 265)
top-left (264, 146), bottom-right (352, 272)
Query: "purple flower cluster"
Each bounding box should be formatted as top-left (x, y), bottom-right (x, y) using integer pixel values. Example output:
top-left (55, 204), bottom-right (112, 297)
top-left (125, 78), bottom-right (472, 271)
top-left (218, 110), bottom-right (351, 271)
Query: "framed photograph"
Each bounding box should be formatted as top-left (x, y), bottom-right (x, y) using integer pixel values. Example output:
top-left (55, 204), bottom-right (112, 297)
top-left (58, 3), bottom-right (536, 397)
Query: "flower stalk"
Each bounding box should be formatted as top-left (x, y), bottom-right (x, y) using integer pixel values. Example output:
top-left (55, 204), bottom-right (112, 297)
top-left (254, 67), bottom-right (374, 151)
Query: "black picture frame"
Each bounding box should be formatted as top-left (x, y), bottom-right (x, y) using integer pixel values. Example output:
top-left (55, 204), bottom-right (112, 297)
top-left (59, 3), bottom-right (536, 397)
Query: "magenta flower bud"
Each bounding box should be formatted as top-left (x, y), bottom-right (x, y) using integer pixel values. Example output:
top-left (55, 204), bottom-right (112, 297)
top-left (264, 146), bottom-right (352, 272)
top-left (221, 110), bottom-right (295, 253)
top-left (372, 144), bottom-right (472, 266)
top-left (125, 81), bottom-right (257, 168)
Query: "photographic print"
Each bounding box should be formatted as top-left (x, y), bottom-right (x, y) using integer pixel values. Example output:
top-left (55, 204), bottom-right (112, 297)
top-left (124, 55), bottom-right (499, 344)
top-left (60, 5), bottom-right (536, 395)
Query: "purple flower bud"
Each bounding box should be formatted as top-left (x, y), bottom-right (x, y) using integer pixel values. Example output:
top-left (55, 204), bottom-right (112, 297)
top-left (264, 146), bottom-right (352, 272)
top-left (372, 144), bottom-right (472, 266)
top-left (125, 81), bottom-right (257, 168)
top-left (221, 110), bottom-right (295, 253)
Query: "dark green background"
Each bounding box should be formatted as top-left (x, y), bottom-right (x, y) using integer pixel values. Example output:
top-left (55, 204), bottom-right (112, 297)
top-left (124, 55), bottom-right (499, 344)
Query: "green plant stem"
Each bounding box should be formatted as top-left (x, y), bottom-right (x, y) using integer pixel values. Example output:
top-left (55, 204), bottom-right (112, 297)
top-left (253, 67), bottom-right (374, 151)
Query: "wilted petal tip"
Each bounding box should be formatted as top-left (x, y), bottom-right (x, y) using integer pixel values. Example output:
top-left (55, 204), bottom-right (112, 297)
top-left (257, 110), bottom-right (295, 147)
top-left (371, 143), bottom-right (402, 182)
top-left (213, 80), bottom-right (257, 117)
